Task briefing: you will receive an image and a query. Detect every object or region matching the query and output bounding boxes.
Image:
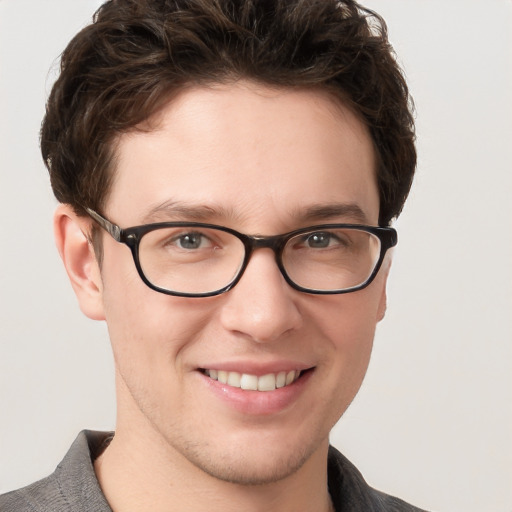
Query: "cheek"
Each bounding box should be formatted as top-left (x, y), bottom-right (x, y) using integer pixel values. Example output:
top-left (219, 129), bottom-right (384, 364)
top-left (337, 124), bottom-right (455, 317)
top-left (99, 252), bottom-right (217, 375)
top-left (100, 280), bottom-right (219, 420)
top-left (311, 284), bottom-right (383, 347)
top-left (306, 283), bottom-right (386, 385)
top-left (295, 291), bottom-right (382, 432)
top-left (325, 301), bottom-right (376, 383)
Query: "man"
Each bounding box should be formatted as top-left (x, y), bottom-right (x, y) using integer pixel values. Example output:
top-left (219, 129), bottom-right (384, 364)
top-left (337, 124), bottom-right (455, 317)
top-left (0, 0), bottom-right (423, 510)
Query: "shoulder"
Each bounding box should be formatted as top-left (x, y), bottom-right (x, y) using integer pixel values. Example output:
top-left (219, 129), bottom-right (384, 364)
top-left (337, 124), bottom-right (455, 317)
top-left (0, 431), bottom-right (113, 512)
top-left (0, 474), bottom-right (66, 512)
top-left (328, 445), bottom-right (430, 512)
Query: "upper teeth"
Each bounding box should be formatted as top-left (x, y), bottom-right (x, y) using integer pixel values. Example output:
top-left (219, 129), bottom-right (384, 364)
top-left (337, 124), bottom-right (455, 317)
top-left (205, 369), bottom-right (300, 391)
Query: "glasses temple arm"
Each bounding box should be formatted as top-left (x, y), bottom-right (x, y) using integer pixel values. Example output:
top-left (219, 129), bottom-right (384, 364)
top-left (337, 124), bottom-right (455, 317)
top-left (86, 208), bottom-right (122, 241)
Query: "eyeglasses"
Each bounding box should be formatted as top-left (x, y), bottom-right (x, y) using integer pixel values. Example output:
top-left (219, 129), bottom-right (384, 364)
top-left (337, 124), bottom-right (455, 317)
top-left (86, 208), bottom-right (397, 297)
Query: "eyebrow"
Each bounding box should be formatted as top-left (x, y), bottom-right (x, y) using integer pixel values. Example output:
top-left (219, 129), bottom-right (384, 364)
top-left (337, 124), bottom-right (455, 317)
top-left (294, 203), bottom-right (369, 224)
top-left (140, 200), bottom-right (239, 223)
top-left (140, 200), bottom-right (369, 225)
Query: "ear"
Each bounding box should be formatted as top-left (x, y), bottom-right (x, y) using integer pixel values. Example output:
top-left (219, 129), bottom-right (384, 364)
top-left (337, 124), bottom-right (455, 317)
top-left (376, 253), bottom-right (393, 322)
top-left (377, 286), bottom-right (387, 322)
top-left (54, 204), bottom-right (106, 321)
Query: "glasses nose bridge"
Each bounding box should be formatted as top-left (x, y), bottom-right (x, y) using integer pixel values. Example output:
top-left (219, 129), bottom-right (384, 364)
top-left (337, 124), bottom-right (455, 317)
top-left (240, 234), bottom-right (288, 276)
top-left (245, 233), bottom-right (286, 258)
top-left (234, 234), bottom-right (288, 289)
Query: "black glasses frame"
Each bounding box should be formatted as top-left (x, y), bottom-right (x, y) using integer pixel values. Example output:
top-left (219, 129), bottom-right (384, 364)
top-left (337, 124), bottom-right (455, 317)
top-left (87, 208), bottom-right (397, 297)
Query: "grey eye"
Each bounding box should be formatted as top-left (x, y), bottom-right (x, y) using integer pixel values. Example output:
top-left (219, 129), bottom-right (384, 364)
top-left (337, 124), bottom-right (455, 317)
top-left (176, 232), bottom-right (207, 249)
top-left (305, 232), bottom-right (333, 248)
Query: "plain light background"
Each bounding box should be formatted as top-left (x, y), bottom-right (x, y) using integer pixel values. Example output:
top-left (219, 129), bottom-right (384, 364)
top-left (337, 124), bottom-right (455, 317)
top-left (0, 1), bottom-right (511, 511)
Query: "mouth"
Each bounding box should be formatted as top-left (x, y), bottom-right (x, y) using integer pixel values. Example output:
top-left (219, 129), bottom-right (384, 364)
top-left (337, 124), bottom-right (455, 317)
top-left (199, 368), bottom-right (312, 391)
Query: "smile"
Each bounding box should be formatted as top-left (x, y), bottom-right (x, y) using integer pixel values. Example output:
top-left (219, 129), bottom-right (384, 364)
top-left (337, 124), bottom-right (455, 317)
top-left (202, 369), bottom-right (302, 391)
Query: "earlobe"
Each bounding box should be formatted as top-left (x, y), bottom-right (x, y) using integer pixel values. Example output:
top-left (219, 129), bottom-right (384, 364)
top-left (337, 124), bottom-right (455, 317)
top-left (54, 204), bottom-right (106, 321)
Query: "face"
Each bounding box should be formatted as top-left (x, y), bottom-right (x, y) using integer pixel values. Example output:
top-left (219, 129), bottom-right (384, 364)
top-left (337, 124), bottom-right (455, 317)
top-left (87, 82), bottom-right (388, 484)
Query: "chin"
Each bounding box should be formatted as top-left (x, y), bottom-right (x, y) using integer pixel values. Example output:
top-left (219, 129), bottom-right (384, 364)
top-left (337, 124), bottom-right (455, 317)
top-left (184, 443), bottom-right (313, 486)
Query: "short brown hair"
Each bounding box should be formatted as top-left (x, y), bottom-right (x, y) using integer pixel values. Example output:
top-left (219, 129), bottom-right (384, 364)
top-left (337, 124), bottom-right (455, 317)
top-left (41, 0), bottom-right (416, 226)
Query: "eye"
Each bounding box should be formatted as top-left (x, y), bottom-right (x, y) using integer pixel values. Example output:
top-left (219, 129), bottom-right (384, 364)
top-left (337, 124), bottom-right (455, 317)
top-left (173, 231), bottom-right (211, 250)
top-left (304, 231), bottom-right (340, 249)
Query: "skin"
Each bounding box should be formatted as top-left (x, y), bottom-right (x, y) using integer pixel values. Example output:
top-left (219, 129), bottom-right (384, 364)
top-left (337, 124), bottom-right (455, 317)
top-left (55, 81), bottom-right (390, 512)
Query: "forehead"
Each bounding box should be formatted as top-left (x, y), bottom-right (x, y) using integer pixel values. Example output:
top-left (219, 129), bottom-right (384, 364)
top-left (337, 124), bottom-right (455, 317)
top-left (108, 81), bottom-right (379, 229)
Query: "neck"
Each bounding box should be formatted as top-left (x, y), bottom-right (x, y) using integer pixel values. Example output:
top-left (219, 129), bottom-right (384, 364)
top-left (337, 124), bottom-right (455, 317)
top-left (94, 420), bottom-right (334, 512)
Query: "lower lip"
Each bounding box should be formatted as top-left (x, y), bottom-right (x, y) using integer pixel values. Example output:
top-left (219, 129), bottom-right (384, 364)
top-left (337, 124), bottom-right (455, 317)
top-left (198, 370), bottom-right (314, 416)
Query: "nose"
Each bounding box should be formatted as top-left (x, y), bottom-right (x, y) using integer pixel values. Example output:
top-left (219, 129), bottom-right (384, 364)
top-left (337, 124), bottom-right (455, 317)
top-left (219, 249), bottom-right (303, 343)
